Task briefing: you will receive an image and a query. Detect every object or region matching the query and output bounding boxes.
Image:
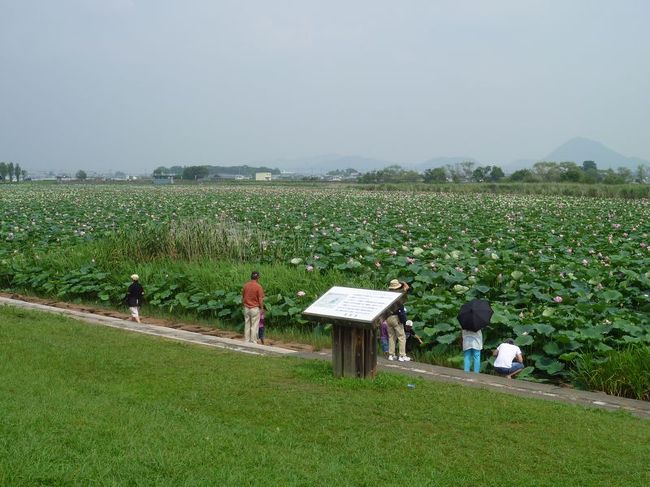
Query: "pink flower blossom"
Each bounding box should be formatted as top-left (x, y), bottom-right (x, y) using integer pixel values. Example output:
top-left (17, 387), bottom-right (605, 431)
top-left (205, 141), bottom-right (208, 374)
top-left (554, 296), bottom-right (563, 303)
top-left (296, 291), bottom-right (306, 297)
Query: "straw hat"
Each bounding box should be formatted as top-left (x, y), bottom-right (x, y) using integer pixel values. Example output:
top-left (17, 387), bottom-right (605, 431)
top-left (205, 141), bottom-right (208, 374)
top-left (388, 279), bottom-right (402, 290)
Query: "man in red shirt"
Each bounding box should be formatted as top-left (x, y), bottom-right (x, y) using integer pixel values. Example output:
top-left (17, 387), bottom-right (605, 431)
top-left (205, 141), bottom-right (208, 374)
top-left (242, 271), bottom-right (265, 343)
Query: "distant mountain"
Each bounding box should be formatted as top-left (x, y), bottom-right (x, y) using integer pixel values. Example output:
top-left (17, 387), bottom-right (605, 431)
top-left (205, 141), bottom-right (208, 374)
top-left (543, 137), bottom-right (649, 170)
top-left (253, 137), bottom-right (649, 175)
top-left (256, 154), bottom-right (483, 174)
top-left (504, 158), bottom-right (536, 172)
top-left (257, 154), bottom-right (396, 174)
top-left (409, 156), bottom-right (477, 172)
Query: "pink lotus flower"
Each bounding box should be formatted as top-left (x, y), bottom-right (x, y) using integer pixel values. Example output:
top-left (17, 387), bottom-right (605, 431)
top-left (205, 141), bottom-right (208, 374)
top-left (554, 296), bottom-right (563, 303)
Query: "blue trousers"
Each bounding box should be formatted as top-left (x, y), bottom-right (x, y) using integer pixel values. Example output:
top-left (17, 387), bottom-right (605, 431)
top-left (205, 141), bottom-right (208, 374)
top-left (464, 348), bottom-right (481, 373)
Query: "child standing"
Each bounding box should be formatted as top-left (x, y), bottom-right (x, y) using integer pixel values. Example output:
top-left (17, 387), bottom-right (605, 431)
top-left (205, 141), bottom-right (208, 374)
top-left (404, 320), bottom-right (423, 353)
top-left (380, 320), bottom-right (389, 358)
top-left (462, 329), bottom-right (483, 373)
top-left (257, 309), bottom-right (266, 345)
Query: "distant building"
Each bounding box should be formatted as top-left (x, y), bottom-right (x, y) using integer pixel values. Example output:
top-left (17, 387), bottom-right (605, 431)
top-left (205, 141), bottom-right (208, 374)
top-left (153, 175), bottom-right (174, 185)
top-left (255, 172), bottom-right (272, 181)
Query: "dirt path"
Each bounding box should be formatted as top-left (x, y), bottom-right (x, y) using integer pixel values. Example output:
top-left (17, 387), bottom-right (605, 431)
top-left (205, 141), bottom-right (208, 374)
top-left (0, 291), bottom-right (318, 353)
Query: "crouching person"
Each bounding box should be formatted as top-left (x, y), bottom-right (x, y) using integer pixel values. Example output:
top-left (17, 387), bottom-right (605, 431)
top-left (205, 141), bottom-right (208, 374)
top-left (492, 339), bottom-right (524, 378)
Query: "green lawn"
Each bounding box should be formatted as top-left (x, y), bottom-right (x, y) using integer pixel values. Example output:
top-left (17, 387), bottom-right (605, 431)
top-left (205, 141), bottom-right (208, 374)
top-left (0, 305), bottom-right (648, 486)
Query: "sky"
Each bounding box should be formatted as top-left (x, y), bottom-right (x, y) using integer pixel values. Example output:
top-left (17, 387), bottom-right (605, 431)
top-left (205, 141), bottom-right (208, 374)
top-left (1, 0), bottom-right (649, 174)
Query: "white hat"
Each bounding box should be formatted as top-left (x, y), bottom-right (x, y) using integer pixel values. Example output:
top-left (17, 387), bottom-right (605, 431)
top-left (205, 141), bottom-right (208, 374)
top-left (131, 274), bottom-right (139, 281)
top-left (405, 320), bottom-right (413, 327)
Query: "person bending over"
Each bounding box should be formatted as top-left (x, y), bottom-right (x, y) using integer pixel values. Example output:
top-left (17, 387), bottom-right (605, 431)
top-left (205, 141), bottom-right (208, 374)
top-left (492, 339), bottom-right (524, 378)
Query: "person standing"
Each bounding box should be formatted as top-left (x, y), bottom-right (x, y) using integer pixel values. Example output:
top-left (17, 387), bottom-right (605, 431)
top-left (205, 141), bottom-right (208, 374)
top-left (386, 279), bottom-right (410, 362)
top-left (125, 274), bottom-right (144, 324)
top-left (461, 329), bottom-right (483, 373)
top-left (242, 270), bottom-right (264, 343)
top-left (492, 339), bottom-right (524, 378)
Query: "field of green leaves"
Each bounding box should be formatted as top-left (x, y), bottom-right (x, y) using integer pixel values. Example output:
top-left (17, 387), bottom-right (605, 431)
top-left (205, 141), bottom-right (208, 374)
top-left (1, 184), bottom-right (649, 384)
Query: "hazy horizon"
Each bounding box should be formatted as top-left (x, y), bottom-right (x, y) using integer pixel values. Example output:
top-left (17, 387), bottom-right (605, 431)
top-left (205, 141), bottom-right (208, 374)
top-left (1, 0), bottom-right (649, 173)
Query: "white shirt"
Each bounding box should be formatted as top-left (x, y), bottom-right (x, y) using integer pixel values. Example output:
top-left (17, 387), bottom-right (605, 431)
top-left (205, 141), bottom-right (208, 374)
top-left (462, 330), bottom-right (483, 351)
top-left (494, 343), bottom-right (522, 368)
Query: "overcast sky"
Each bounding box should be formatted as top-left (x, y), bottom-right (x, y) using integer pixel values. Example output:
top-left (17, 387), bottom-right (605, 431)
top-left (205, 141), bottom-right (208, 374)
top-left (1, 0), bottom-right (648, 173)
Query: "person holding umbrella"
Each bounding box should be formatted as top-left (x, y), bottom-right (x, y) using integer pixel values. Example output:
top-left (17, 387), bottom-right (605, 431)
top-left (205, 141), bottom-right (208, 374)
top-left (461, 329), bottom-right (483, 373)
top-left (457, 299), bottom-right (493, 374)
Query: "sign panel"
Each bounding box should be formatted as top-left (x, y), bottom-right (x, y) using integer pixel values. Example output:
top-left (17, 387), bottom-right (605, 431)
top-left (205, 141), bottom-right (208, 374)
top-left (303, 286), bottom-right (403, 324)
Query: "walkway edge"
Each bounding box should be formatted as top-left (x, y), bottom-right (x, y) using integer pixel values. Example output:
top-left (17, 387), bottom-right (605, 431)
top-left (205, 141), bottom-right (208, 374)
top-left (0, 297), bottom-right (297, 357)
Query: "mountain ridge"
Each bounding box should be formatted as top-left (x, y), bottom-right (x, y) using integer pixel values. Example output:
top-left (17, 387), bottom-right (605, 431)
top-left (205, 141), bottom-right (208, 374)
top-left (252, 138), bottom-right (648, 174)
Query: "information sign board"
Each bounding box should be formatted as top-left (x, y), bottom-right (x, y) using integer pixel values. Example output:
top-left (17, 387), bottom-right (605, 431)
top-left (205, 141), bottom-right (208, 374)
top-left (303, 286), bottom-right (402, 324)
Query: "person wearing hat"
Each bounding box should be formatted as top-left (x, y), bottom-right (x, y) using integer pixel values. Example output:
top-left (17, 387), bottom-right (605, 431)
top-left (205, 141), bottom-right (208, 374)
top-left (242, 270), bottom-right (265, 343)
top-left (386, 279), bottom-right (411, 362)
top-left (492, 338), bottom-right (524, 378)
top-left (125, 274), bottom-right (144, 324)
top-left (404, 319), bottom-right (423, 353)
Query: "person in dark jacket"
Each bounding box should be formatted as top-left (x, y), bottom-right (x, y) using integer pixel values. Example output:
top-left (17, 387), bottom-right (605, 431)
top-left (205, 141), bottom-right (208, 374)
top-left (126, 274), bottom-right (144, 323)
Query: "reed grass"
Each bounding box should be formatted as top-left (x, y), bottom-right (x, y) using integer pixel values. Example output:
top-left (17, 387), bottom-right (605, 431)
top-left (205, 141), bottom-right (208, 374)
top-left (570, 346), bottom-right (650, 400)
top-left (103, 218), bottom-right (282, 262)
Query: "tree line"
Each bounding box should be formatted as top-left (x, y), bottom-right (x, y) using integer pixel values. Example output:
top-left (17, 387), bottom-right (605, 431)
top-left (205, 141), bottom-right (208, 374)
top-left (0, 162), bottom-right (27, 182)
top-left (358, 160), bottom-right (649, 184)
top-left (153, 164), bottom-right (281, 181)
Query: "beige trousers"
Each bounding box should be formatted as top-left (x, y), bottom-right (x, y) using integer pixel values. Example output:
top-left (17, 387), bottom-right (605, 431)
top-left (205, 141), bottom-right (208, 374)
top-left (386, 314), bottom-right (406, 357)
top-left (244, 306), bottom-right (261, 343)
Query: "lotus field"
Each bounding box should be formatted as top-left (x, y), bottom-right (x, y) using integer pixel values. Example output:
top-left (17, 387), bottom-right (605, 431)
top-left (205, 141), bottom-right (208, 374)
top-left (1, 184), bottom-right (649, 380)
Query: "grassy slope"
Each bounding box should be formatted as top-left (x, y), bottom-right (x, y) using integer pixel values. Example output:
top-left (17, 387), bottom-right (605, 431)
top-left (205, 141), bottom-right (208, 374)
top-left (0, 305), bottom-right (648, 486)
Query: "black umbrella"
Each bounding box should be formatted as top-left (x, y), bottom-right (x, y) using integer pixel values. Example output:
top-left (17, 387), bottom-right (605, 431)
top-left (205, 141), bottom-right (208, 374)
top-left (457, 299), bottom-right (493, 332)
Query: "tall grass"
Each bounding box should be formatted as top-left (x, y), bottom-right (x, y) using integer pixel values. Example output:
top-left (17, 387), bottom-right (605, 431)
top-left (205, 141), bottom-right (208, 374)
top-left (101, 218), bottom-right (282, 262)
top-left (570, 346), bottom-right (650, 400)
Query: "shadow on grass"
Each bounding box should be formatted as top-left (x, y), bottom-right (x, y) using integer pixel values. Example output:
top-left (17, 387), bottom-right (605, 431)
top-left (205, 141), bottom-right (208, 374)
top-left (290, 360), bottom-right (423, 390)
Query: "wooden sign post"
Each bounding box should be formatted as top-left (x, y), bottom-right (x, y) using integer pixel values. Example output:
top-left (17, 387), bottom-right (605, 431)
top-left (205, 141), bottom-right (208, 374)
top-left (303, 286), bottom-right (405, 379)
